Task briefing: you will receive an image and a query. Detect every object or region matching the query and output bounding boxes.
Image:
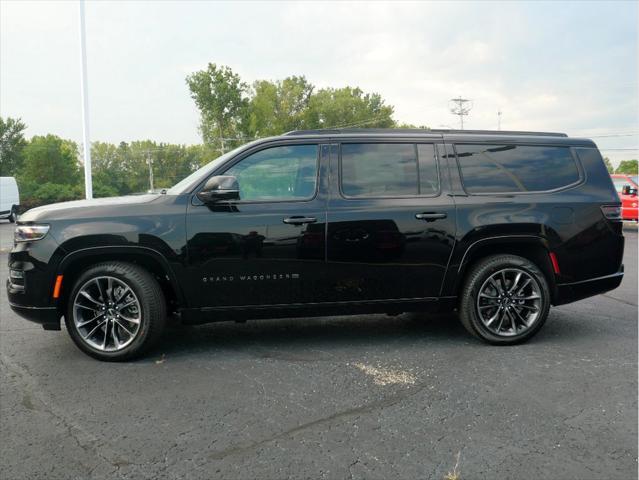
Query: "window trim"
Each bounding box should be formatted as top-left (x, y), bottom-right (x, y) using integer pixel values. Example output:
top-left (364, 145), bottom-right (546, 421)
top-left (194, 142), bottom-right (322, 205)
top-left (453, 142), bottom-right (584, 196)
top-left (338, 141), bottom-right (442, 200)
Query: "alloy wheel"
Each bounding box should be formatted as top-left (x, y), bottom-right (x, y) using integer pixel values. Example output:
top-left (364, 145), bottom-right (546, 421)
top-left (72, 276), bottom-right (142, 351)
top-left (476, 268), bottom-right (542, 337)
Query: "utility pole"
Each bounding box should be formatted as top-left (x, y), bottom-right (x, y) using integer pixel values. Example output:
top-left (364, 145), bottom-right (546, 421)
top-left (497, 109), bottom-right (502, 130)
top-left (449, 97), bottom-right (472, 129)
top-left (146, 153), bottom-right (154, 192)
top-left (78, 0), bottom-right (92, 199)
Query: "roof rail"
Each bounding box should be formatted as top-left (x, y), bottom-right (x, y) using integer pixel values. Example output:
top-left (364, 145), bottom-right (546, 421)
top-left (283, 128), bottom-right (568, 137)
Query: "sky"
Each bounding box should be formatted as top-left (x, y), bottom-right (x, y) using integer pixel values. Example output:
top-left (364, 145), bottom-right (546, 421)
top-left (1, 0), bottom-right (637, 165)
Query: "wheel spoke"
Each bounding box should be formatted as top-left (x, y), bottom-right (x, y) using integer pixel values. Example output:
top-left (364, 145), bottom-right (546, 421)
top-left (80, 290), bottom-right (103, 307)
top-left (485, 309), bottom-right (501, 327)
top-left (118, 312), bottom-right (140, 324)
top-left (111, 322), bottom-right (121, 349)
top-left (517, 294), bottom-right (541, 300)
top-left (508, 272), bottom-right (522, 293)
top-left (513, 307), bottom-right (529, 326)
top-left (94, 278), bottom-right (107, 304)
top-left (117, 298), bottom-right (136, 310)
top-left (479, 304), bottom-right (498, 309)
top-left (83, 319), bottom-right (104, 339)
top-left (495, 310), bottom-right (506, 332)
top-left (518, 304), bottom-right (538, 311)
top-left (516, 278), bottom-right (532, 295)
top-left (479, 292), bottom-right (499, 299)
top-left (76, 312), bottom-right (103, 328)
top-left (501, 271), bottom-right (508, 291)
top-left (114, 319), bottom-right (134, 337)
top-left (489, 277), bottom-right (503, 295)
top-left (76, 303), bottom-right (99, 312)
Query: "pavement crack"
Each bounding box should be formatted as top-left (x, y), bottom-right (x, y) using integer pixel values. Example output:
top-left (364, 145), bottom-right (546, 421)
top-left (207, 382), bottom-right (427, 461)
top-left (0, 353), bottom-right (132, 477)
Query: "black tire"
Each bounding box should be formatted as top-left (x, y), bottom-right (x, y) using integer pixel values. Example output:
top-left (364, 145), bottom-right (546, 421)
top-left (458, 254), bottom-right (551, 345)
top-left (65, 261), bottom-right (166, 361)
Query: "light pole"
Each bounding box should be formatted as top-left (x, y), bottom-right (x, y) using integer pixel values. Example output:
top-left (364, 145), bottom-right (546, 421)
top-left (78, 0), bottom-right (92, 199)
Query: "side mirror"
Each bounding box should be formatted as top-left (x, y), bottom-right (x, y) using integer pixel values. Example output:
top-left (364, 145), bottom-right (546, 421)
top-left (196, 175), bottom-right (240, 203)
top-left (622, 185), bottom-right (638, 196)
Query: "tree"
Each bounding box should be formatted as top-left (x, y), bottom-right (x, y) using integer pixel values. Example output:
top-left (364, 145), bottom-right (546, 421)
top-left (0, 116), bottom-right (27, 176)
top-left (20, 135), bottom-right (80, 186)
top-left (304, 86), bottom-right (395, 129)
top-left (246, 76), bottom-right (314, 137)
top-left (186, 63), bottom-right (249, 153)
top-left (615, 159), bottom-right (638, 175)
top-left (603, 157), bottom-right (614, 173)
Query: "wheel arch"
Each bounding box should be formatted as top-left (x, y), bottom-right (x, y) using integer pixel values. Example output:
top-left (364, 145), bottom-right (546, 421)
top-left (449, 236), bottom-right (558, 303)
top-left (56, 246), bottom-right (185, 315)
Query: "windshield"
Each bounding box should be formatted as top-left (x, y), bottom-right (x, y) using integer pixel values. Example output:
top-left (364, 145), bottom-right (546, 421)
top-left (166, 144), bottom-right (247, 195)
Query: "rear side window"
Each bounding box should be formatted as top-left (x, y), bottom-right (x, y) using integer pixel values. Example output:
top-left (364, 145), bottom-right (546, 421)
top-left (455, 144), bottom-right (580, 193)
top-left (340, 143), bottom-right (439, 197)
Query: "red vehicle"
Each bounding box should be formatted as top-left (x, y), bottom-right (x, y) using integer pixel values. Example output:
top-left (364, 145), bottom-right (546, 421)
top-left (611, 173), bottom-right (638, 221)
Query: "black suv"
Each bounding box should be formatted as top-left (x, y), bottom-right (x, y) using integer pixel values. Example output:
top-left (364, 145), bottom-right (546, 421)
top-left (7, 129), bottom-right (624, 361)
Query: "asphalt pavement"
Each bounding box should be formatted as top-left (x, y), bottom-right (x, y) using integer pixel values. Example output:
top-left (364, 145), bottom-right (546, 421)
top-left (0, 220), bottom-right (637, 480)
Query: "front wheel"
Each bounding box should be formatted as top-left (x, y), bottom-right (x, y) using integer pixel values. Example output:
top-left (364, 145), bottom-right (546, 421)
top-left (65, 262), bottom-right (166, 361)
top-left (458, 254), bottom-right (551, 345)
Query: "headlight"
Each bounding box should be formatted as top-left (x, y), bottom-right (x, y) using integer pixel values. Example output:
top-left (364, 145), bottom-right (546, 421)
top-left (14, 224), bottom-right (50, 242)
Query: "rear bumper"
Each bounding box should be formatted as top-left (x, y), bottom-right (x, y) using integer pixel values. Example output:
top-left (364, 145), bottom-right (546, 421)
top-left (554, 267), bottom-right (624, 306)
top-left (8, 301), bottom-right (61, 330)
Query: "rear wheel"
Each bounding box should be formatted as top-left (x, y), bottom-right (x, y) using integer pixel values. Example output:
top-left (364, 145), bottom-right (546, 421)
top-left (65, 262), bottom-right (166, 361)
top-left (459, 254), bottom-right (551, 345)
top-left (8, 207), bottom-right (17, 223)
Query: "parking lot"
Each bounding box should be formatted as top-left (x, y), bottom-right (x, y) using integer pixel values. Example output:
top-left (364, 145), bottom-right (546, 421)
top-left (0, 220), bottom-right (636, 479)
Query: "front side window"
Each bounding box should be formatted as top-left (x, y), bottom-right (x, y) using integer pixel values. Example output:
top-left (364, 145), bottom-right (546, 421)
top-left (341, 143), bottom-right (439, 198)
top-left (456, 144), bottom-right (580, 193)
top-left (224, 144), bottom-right (318, 201)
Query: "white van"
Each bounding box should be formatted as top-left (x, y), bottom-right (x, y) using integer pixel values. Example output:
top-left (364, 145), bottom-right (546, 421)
top-left (0, 177), bottom-right (20, 222)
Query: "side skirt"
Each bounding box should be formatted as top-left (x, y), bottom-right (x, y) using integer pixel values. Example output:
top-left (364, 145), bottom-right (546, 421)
top-left (179, 297), bottom-right (457, 325)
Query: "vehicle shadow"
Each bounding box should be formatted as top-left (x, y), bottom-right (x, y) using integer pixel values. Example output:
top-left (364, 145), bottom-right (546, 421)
top-left (149, 306), bottom-right (609, 362)
top-left (153, 312), bottom-right (468, 361)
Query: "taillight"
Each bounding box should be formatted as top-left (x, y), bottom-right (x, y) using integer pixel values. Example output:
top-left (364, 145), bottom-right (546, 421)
top-left (600, 205), bottom-right (622, 221)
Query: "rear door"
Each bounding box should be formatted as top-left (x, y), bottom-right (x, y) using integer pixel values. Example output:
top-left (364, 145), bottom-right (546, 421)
top-left (325, 140), bottom-right (456, 302)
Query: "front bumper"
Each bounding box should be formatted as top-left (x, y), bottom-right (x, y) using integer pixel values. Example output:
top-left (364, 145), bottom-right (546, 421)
top-left (554, 267), bottom-right (624, 306)
top-left (8, 299), bottom-right (61, 330)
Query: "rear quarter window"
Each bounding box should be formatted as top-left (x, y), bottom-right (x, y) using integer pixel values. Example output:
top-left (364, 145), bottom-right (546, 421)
top-left (455, 144), bottom-right (580, 194)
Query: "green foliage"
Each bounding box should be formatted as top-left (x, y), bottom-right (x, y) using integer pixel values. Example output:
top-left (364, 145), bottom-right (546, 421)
top-left (186, 65), bottom-right (400, 144)
top-left (615, 159), bottom-right (638, 175)
top-left (0, 116), bottom-right (27, 176)
top-left (186, 63), bottom-right (249, 152)
top-left (20, 135), bottom-right (81, 185)
top-left (603, 157), bottom-right (614, 173)
top-left (246, 76), bottom-right (314, 137)
top-left (305, 87), bottom-right (395, 129)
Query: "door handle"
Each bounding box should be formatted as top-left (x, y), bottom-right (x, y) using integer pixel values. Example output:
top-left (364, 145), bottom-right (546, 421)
top-left (283, 216), bottom-right (317, 225)
top-left (415, 212), bottom-right (447, 221)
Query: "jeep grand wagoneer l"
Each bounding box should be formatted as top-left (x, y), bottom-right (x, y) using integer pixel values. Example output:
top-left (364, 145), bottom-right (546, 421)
top-left (8, 129), bottom-right (624, 361)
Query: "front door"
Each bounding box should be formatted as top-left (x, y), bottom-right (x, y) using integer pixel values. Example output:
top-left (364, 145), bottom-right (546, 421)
top-left (185, 143), bottom-right (328, 308)
top-left (326, 141), bottom-right (456, 302)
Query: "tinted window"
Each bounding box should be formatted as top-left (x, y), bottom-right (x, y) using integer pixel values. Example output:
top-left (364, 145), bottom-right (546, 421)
top-left (418, 144), bottom-right (439, 195)
top-left (341, 143), bottom-right (439, 197)
top-left (456, 144), bottom-right (580, 193)
top-left (224, 145), bottom-right (317, 201)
